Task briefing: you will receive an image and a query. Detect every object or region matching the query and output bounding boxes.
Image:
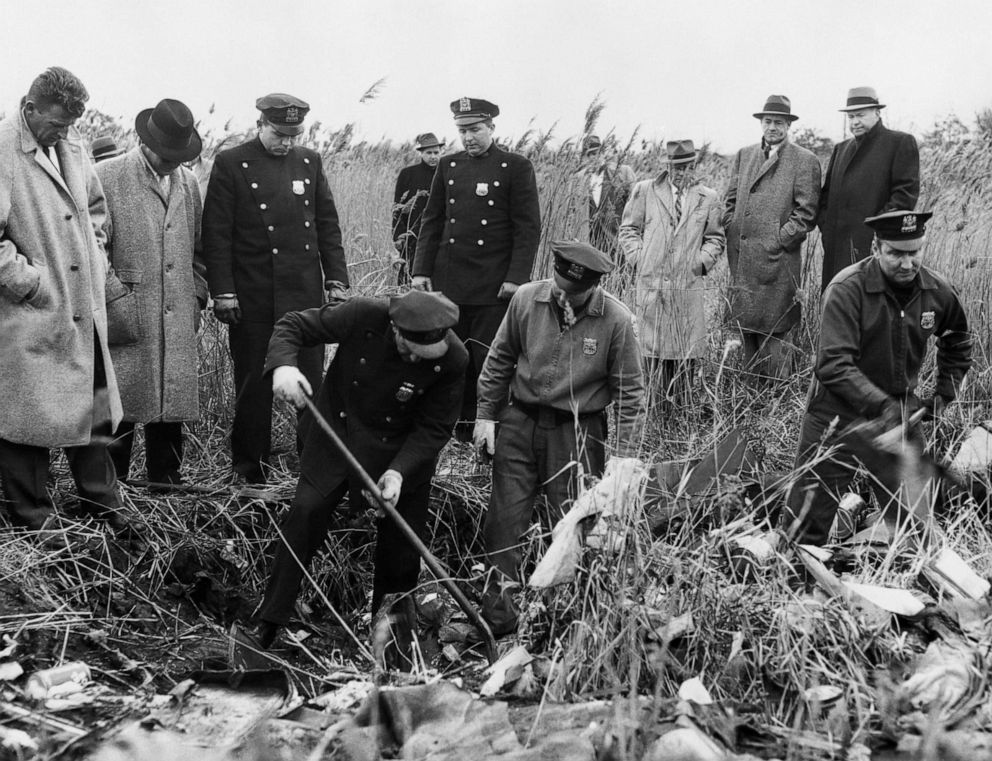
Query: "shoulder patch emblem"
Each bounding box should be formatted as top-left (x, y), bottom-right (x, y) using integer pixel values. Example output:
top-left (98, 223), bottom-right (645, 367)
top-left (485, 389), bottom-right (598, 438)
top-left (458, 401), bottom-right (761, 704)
top-left (582, 338), bottom-right (598, 356)
top-left (921, 311), bottom-right (935, 330)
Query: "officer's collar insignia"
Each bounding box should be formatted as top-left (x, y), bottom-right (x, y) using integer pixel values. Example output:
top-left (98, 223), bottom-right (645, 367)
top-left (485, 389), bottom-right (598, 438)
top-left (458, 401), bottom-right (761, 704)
top-left (286, 107), bottom-right (300, 123)
top-left (459, 97), bottom-right (472, 112)
top-left (901, 214), bottom-right (917, 233)
top-left (921, 311), bottom-right (935, 330)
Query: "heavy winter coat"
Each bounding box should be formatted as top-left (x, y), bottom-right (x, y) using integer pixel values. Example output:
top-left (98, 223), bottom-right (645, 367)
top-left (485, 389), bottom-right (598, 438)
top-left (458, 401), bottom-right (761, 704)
top-left (0, 112), bottom-right (122, 447)
top-left (817, 121), bottom-right (920, 291)
top-left (723, 140), bottom-right (821, 335)
top-left (619, 174), bottom-right (725, 358)
top-left (97, 148), bottom-right (208, 423)
top-left (413, 144), bottom-right (541, 305)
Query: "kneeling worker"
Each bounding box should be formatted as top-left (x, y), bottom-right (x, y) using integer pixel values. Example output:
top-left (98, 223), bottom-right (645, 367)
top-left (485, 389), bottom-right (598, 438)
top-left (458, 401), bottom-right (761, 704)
top-left (252, 290), bottom-right (468, 647)
top-left (474, 241), bottom-right (646, 634)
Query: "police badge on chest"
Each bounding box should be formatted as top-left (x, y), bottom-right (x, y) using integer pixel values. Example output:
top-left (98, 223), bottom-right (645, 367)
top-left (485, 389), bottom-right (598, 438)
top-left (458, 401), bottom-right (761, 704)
top-left (395, 381), bottom-right (416, 402)
top-left (292, 180), bottom-right (305, 195)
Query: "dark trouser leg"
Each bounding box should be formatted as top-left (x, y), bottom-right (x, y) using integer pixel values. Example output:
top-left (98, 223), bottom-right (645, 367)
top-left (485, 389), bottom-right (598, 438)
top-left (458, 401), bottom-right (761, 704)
top-left (541, 412), bottom-right (608, 518)
top-left (259, 478), bottom-right (347, 626)
top-left (229, 321), bottom-right (274, 482)
top-left (145, 421), bottom-right (184, 482)
top-left (108, 420), bottom-right (136, 481)
top-left (295, 345), bottom-right (325, 458)
top-left (783, 409), bottom-right (857, 545)
top-left (454, 303), bottom-right (509, 425)
top-left (743, 331), bottom-right (791, 381)
top-left (0, 439), bottom-right (56, 529)
top-left (371, 479), bottom-right (431, 616)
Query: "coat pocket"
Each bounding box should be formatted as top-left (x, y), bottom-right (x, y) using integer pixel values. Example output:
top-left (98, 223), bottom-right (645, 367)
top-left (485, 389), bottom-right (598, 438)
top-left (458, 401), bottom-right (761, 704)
top-left (106, 269), bottom-right (143, 346)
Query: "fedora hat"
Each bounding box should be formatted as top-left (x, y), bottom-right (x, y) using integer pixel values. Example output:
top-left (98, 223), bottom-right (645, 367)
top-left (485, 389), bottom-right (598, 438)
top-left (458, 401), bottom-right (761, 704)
top-left (753, 94), bottom-right (799, 122)
top-left (840, 86), bottom-right (886, 112)
top-left (666, 139), bottom-right (696, 165)
top-left (91, 135), bottom-right (123, 162)
top-left (415, 132), bottom-right (445, 150)
top-left (135, 99), bottom-right (202, 163)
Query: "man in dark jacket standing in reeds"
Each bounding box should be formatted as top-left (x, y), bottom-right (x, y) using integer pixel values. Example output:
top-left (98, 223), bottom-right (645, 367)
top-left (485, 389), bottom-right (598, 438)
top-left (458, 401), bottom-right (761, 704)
top-left (392, 132), bottom-right (444, 285)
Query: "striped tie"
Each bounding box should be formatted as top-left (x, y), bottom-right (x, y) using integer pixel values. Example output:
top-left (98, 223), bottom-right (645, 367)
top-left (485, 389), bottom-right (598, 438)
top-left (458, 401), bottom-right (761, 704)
top-left (674, 189), bottom-right (682, 222)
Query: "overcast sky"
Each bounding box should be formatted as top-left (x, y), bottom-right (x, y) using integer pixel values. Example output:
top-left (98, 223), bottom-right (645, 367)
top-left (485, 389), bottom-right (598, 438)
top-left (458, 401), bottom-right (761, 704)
top-left (4, 0), bottom-right (991, 153)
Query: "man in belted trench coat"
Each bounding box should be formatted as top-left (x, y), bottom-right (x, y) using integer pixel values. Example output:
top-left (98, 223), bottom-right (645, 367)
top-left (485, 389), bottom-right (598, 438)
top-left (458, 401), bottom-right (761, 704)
top-left (412, 97), bottom-right (541, 437)
top-left (0, 67), bottom-right (125, 530)
top-left (203, 93), bottom-right (350, 483)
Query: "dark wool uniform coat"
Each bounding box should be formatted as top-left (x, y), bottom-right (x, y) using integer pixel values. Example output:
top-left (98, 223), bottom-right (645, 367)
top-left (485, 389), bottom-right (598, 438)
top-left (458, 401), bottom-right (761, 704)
top-left (264, 298), bottom-right (468, 496)
top-left (723, 140), bottom-right (821, 335)
top-left (412, 144), bottom-right (541, 305)
top-left (202, 137), bottom-right (349, 321)
top-left (391, 160), bottom-right (436, 254)
top-left (817, 121), bottom-right (920, 291)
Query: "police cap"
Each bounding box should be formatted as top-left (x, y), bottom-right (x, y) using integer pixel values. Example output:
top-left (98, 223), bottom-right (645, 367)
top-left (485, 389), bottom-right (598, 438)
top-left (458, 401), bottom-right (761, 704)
top-left (551, 240), bottom-right (614, 285)
top-left (389, 290), bottom-right (460, 358)
top-left (865, 210), bottom-right (933, 252)
top-left (450, 97), bottom-right (499, 126)
top-left (256, 93), bottom-right (310, 135)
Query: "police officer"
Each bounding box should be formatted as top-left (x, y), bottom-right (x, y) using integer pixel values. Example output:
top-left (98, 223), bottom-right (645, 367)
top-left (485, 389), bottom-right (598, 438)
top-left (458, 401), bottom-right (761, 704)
top-left (392, 132), bottom-right (444, 285)
top-left (784, 211), bottom-right (972, 545)
top-left (202, 94), bottom-right (349, 484)
top-left (250, 290), bottom-right (467, 652)
top-left (473, 241), bottom-right (646, 634)
top-left (412, 97), bottom-right (541, 439)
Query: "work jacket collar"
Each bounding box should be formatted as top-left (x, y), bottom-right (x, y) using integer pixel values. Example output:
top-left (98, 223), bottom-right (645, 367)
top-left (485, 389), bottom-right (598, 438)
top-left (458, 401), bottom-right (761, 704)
top-left (534, 279), bottom-right (606, 318)
top-left (863, 256), bottom-right (938, 294)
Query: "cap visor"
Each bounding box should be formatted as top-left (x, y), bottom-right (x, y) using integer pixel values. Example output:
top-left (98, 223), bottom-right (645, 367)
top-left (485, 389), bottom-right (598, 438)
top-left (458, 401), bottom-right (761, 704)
top-left (407, 339), bottom-right (449, 360)
top-left (878, 236), bottom-right (925, 252)
top-left (453, 115), bottom-right (489, 126)
top-left (271, 123), bottom-right (305, 136)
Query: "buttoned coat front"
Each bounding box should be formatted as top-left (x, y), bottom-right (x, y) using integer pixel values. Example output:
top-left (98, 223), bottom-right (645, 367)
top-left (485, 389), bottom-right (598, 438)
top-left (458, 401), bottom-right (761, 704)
top-left (97, 149), bottom-right (208, 423)
top-left (817, 122), bottom-right (920, 291)
top-left (412, 144), bottom-right (541, 305)
top-left (619, 174), bottom-right (725, 358)
top-left (723, 140), bottom-right (821, 335)
top-left (264, 298), bottom-right (468, 497)
top-left (202, 137), bottom-right (349, 322)
top-left (0, 113), bottom-right (123, 447)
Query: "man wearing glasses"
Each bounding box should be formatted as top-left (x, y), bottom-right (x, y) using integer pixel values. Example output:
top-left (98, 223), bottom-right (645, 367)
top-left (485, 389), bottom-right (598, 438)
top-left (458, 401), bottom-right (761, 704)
top-left (203, 94), bottom-right (349, 484)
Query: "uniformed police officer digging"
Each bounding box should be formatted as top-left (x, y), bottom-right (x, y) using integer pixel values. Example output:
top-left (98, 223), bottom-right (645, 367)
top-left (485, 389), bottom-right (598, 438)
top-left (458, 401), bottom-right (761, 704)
top-left (784, 211), bottom-right (972, 545)
top-left (473, 241), bottom-right (646, 635)
top-left (412, 97), bottom-right (541, 441)
top-left (243, 290), bottom-right (467, 667)
top-left (202, 94), bottom-right (349, 484)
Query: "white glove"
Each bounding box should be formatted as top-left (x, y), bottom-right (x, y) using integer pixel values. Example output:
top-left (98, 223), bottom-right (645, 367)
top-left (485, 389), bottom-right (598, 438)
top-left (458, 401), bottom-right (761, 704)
top-left (377, 469), bottom-right (403, 511)
top-left (411, 275), bottom-right (432, 291)
top-left (272, 366), bottom-right (312, 408)
top-left (473, 419), bottom-right (496, 456)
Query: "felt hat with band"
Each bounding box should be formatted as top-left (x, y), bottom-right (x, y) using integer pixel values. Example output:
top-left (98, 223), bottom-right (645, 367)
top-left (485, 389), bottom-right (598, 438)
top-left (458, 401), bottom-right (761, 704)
top-left (666, 139), bottom-right (696, 165)
top-left (840, 86), bottom-right (886, 112)
top-left (91, 135), bottom-right (123, 162)
top-left (415, 132), bottom-right (445, 150)
top-left (135, 99), bottom-right (202, 163)
top-left (753, 94), bottom-right (799, 122)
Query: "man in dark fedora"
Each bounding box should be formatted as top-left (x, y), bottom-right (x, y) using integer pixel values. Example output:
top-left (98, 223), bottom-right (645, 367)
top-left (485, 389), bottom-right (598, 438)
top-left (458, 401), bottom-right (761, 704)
top-left (203, 93), bottom-right (350, 484)
top-left (91, 135), bottom-right (123, 163)
top-left (412, 98), bottom-right (541, 439)
top-left (785, 210), bottom-right (971, 544)
top-left (97, 99), bottom-right (208, 486)
top-left (817, 87), bottom-right (920, 292)
top-left (391, 132), bottom-right (444, 285)
top-left (723, 94), bottom-right (821, 381)
top-left (582, 134), bottom-right (636, 263)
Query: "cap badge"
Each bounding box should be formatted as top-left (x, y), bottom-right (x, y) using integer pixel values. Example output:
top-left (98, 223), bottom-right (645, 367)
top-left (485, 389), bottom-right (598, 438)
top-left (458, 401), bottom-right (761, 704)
top-left (567, 263), bottom-right (586, 280)
top-left (901, 214), bottom-right (917, 233)
top-left (286, 106), bottom-right (300, 123)
top-left (395, 382), bottom-right (415, 403)
top-left (582, 338), bottom-right (598, 356)
top-left (921, 311), bottom-right (935, 330)
top-left (292, 180), bottom-right (305, 195)
top-left (459, 97), bottom-right (472, 112)
top-left (475, 182), bottom-right (489, 197)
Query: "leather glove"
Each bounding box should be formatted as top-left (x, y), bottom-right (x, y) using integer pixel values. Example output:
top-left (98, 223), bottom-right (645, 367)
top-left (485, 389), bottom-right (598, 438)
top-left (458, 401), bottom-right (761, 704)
top-left (376, 469), bottom-right (403, 511)
top-left (411, 275), bottom-right (432, 291)
top-left (473, 419), bottom-right (496, 457)
top-left (497, 281), bottom-right (519, 301)
top-left (272, 366), bottom-right (312, 409)
top-left (213, 296), bottom-right (241, 325)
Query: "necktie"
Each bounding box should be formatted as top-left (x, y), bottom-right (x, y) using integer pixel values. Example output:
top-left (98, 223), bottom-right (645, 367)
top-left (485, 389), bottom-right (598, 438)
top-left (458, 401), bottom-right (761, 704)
top-left (674, 189), bottom-right (682, 222)
top-left (44, 145), bottom-right (61, 175)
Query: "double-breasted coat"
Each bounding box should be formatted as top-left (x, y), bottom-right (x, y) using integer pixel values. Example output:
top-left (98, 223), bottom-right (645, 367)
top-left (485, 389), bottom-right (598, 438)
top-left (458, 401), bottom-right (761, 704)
top-left (817, 121), bottom-right (920, 291)
top-left (412, 144), bottom-right (541, 305)
top-left (202, 137), bottom-right (349, 322)
top-left (392, 160), bottom-right (436, 264)
top-left (723, 140), bottom-right (821, 335)
top-left (264, 298), bottom-right (468, 496)
top-left (619, 174), bottom-right (725, 358)
top-left (97, 148), bottom-right (208, 423)
top-left (0, 113), bottom-right (122, 447)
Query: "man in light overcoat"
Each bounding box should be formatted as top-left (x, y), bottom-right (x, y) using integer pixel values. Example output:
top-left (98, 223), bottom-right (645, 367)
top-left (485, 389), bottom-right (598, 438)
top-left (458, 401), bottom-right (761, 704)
top-left (723, 95), bottom-right (821, 380)
top-left (0, 67), bottom-right (125, 530)
top-left (98, 99), bottom-right (208, 485)
top-left (619, 140), bottom-right (724, 401)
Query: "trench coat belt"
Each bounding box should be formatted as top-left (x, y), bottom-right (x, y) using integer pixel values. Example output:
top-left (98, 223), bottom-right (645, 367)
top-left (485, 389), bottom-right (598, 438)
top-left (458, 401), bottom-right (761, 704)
top-left (509, 395), bottom-right (605, 430)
